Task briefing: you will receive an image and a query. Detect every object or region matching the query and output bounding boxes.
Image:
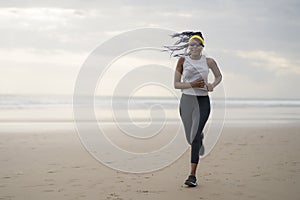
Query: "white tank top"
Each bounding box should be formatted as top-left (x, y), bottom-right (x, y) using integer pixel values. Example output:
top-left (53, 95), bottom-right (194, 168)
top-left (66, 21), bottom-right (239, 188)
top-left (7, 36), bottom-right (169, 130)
top-left (181, 55), bottom-right (209, 96)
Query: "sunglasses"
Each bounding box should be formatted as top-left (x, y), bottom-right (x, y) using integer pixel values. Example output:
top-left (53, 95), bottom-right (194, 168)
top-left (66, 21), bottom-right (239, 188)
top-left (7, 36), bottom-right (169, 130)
top-left (189, 42), bottom-right (203, 47)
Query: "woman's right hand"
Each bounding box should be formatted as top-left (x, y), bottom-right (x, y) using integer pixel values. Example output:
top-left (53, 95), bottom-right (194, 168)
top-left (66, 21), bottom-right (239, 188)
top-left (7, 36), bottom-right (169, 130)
top-left (190, 77), bottom-right (205, 88)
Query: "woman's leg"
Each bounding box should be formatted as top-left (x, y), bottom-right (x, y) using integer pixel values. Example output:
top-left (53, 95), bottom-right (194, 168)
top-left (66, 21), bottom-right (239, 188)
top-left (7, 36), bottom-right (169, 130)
top-left (179, 94), bottom-right (199, 145)
top-left (190, 163), bottom-right (198, 176)
top-left (190, 96), bottom-right (210, 175)
top-left (181, 95), bottom-right (210, 186)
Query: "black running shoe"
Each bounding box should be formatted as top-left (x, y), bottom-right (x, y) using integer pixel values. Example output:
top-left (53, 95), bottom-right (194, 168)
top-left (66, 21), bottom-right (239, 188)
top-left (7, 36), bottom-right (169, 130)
top-left (184, 175), bottom-right (197, 187)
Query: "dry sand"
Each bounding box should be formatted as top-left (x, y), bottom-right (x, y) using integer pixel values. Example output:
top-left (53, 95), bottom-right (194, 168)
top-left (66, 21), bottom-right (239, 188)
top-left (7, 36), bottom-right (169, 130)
top-left (0, 123), bottom-right (299, 200)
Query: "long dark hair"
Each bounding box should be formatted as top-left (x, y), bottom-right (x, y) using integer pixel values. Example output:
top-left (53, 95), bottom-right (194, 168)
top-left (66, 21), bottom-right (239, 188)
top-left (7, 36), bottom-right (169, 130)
top-left (163, 31), bottom-right (204, 57)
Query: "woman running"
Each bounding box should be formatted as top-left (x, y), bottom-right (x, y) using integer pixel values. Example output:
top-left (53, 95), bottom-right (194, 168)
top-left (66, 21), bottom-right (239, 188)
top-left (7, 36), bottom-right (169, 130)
top-left (165, 31), bottom-right (222, 187)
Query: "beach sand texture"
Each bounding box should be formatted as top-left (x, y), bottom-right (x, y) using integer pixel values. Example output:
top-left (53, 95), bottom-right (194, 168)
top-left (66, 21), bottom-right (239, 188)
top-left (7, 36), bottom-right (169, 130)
top-left (0, 122), bottom-right (299, 200)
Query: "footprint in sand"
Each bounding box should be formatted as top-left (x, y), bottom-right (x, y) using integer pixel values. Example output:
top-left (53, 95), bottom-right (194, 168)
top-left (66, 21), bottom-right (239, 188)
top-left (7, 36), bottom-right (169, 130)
top-left (252, 174), bottom-right (261, 177)
top-left (72, 165), bottom-right (83, 168)
top-left (43, 189), bottom-right (55, 192)
top-left (107, 193), bottom-right (123, 200)
top-left (47, 170), bottom-right (58, 174)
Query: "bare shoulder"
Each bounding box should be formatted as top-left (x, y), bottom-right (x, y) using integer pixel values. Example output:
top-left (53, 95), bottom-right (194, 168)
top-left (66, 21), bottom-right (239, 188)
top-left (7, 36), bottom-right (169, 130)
top-left (206, 57), bottom-right (218, 68)
top-left (176, 56), bottom-right (185, 73)
top-left (178, 56), bottom-right (185, 63)
top-left (206, 57), bottom-right (217, 65)
top-left (176, 56), bottom-right (185, 67)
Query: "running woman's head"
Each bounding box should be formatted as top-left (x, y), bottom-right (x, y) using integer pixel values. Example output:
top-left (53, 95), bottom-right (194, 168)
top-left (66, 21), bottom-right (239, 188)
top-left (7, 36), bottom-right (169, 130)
top-left (163, 31), bottom-right (205, 57)
top-left (188, 34), bottom-right (204, 57)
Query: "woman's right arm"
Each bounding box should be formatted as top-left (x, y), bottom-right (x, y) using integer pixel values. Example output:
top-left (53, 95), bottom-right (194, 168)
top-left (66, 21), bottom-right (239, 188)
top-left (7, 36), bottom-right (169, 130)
top-left (174, 57), bottom-right (205, 89)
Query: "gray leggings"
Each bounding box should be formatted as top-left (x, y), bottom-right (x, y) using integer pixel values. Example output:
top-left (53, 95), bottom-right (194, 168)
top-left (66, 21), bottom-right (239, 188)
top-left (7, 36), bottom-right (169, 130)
top-left (179, 94), bottom-right (210, 164)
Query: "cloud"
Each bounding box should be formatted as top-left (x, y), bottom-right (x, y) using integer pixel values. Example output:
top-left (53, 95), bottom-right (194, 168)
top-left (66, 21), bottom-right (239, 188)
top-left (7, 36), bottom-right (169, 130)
top-left (0, 7), bottom-right (92, 31)
top-left (222, 70), bottom-right (300, 99)
top-left (0, 0), bottom-right (299, 98)
top-left (0, 48), bottom-right (87, 68)
top-left (158, 12), bottom-right (192, 18)
top-left (234, 50), bottom-right (300, 75)
top-left (207, 47), bottom-right (300, 99)
top-left (0, 7), bottom-right (103, 51)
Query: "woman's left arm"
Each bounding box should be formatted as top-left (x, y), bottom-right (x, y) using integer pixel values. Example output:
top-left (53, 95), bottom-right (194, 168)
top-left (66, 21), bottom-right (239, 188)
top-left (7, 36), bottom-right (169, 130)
top-left (206, 57), bottom-right (222, 92)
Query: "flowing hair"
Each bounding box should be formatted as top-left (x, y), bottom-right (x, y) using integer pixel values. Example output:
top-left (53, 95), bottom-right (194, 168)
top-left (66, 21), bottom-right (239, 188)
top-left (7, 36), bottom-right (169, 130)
top-left (163, 31), bottom-right (204, 57)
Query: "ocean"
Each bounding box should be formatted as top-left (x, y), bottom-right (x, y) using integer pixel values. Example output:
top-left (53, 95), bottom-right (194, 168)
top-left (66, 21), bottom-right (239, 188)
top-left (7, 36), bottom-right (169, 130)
top-left (0, 95), bottom-right (300, 126)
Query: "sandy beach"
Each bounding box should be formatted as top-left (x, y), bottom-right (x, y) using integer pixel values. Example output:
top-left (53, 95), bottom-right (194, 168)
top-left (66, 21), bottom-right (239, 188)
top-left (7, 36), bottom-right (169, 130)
top-left (1, 0), bottom-right (300, 199)
top-left (0, 121), bottom-right (299, 200)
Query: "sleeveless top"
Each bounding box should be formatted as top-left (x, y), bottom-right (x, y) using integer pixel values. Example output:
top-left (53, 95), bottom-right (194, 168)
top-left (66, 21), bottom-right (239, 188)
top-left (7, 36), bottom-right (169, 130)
top-left (181, 55), bottom-right (209, 96)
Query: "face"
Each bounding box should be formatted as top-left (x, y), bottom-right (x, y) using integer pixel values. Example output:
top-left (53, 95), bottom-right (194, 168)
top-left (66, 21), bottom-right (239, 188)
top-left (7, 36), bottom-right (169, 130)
top-left (188, 39), bottom-right (203, 56)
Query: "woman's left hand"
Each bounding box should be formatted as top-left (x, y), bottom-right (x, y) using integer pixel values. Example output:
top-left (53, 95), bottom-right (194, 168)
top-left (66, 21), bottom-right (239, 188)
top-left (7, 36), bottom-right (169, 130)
top-left (207, 83), bottom-right (214, 92)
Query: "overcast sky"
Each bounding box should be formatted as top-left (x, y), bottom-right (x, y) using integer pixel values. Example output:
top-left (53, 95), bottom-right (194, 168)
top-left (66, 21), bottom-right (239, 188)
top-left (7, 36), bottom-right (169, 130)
top-left (1, 0), bottom-right (300, 99)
